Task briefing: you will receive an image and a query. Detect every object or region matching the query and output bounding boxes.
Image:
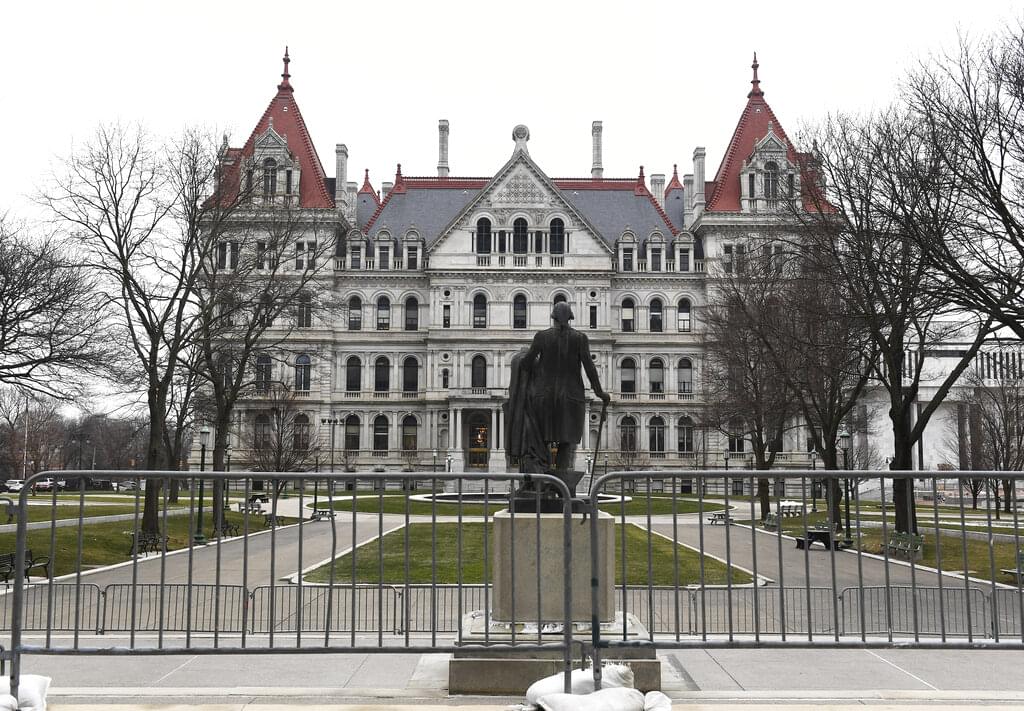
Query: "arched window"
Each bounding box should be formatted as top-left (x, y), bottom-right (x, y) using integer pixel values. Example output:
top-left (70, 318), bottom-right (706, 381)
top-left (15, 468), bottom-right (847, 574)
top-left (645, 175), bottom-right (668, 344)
top-left (649, 358), bottom-right (664, 394)
top-left (550, 218), bottom-right (565, 255)
top-left (254, 414), bottom-right (271, 450)
top-left (255, 355), bottom-right (272, 392)
top-left (513, 294), bottom-right (528, 329)
top-left (402, 415), bottom-right (417, 452)
top-left (728, 417), bottom-right (745, 453)
top-left (678, 358), bottom-right (693, 393)
top-left (293, 414), bottom-right (310, 451)
top-left (473, 294), bottom-right (487, 328)
top-left (441, 368), bottom-right (450, 388)
top-left (294, 354), bottom-right (311, 391)
top-left (373, 415), bottom-right (389, 453)
top-left (403, 356), bottom-right (418, 392)
top-left (513, 218), bottom-right (528, 254)
top-left (471, 355), bottom-right (487, 389)
top-left (650, 299), bottom-right (663, 332)
top-left (677, 298), bottom-right (691, 332)
top-left (476, 218), bottom-right (492, 254)
top-left (620, 416), bottom-right (637, 452)
top-left (297, 292), bottom-right (312, 328)
top-left (348, 296), bottom-right (362, 330)
top-left (621, 298), bottom-right (635, 332)
top-left (376, 296), bottom-right (391, 330)
top-left (262, 158), bottom-right (277, 197)
top-left (677, 416), bottom-right (695, 453)
top-left (404, 296), bottom-right (419, 331)
top-left (649, 416), bottom-right (665, 453)
top-left (345, 356), bottom-right (361, 392)
top-left (344, 414), bottom-right (360, 451)
top-left (374, 356), bottom-right (390, 392)
top-left (764, 161), bottom-right (779, 199)
top-left (621, 357), bottom-right (636, 394)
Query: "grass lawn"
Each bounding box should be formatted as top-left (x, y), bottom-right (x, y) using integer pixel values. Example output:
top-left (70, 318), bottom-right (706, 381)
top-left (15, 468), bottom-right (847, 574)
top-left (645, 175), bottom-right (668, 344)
top-left (303, 522), bottom-right (752, 586)
top-left (313, 493), bottom-right (726, 517)
top-left (0, 511), bottom-right (287, 578)
top-left (19, 504), bottom-right (179, 523)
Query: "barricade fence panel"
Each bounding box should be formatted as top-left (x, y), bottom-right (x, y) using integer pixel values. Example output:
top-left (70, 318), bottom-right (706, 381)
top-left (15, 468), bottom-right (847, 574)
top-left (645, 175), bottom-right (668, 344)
top-left (0, 584), bottom-right (101, 632)
top-left (103, 584), bottom-right (248, 633)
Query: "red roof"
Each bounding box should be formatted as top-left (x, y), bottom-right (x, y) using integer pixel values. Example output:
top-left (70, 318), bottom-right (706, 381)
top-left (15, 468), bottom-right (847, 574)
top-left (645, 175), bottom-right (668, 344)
top-left (231, 49), bottom-right (334, 209)
top-left (706, 54), bottom-right (798, 212)
top-left (665, 164), bottom-right (683, 196)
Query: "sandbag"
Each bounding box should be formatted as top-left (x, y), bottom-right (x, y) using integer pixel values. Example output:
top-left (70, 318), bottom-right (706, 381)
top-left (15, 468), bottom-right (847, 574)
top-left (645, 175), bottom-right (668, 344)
top-left (0, 674), bottom-right (50, 711)
top-left (644, 690), bottom-right (672, 710)
top-left (525, 664), bottom-right (633, 705)
top-left (538, 687), bottom-right (645, 711)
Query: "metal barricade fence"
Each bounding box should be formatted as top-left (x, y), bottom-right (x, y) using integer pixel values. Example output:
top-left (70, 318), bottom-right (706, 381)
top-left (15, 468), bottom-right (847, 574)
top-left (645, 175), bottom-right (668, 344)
top-left (5, 469), bottom-right (577, 700)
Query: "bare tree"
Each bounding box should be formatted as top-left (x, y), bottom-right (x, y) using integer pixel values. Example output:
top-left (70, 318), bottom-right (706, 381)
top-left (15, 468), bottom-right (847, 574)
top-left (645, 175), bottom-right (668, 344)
top-left (797, 110), bottom-right (996, 533)
top-left (243, 382), bottom-right (317, 504)
top-left (42, 124), bottom-right (246, 533)
top-left (0, 216), bottom-right (109, 399)
top-left (905, 28), bottom-right (1024, 338)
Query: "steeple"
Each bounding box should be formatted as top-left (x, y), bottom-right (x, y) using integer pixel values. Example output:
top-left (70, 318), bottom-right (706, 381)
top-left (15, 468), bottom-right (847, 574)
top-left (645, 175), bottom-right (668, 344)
top-left (634, 166), bottom-right (648, 196)
top-left (359, 169), bottom-right (376, 195)
top-left (748, 52), bottom-right (763, 99)
top-left (665, 163), bottom-right (684, 194)
top-left (277, 46), bottom-right (293, 92)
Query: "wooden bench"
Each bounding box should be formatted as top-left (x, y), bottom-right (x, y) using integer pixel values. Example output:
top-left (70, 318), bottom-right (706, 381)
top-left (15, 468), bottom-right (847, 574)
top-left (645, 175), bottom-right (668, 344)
top-left (236, 502), bottom-right (264, 515)
top-left (310, 508), bottom-right (337, 522)
top-left (795, 528), bottom-right (844, 550)
top-left (999, 549), bottom-right (1024, 580)
top-left (263, 513), bottom-right (284, 527)
top-left (763, 512), bottom-right (780, 531)
top-left (779, 503), bottom-right (803, 517)
top-left (216, 521), bottom-right (240, 538)
top-left (886, 531), bottom-right (924, 561)
top-left (708, 511), bottom-right (733, 525)
top-left (0, 550), bottom-right (50, 582)
top-left (127, 532), bottom-right (167, 557)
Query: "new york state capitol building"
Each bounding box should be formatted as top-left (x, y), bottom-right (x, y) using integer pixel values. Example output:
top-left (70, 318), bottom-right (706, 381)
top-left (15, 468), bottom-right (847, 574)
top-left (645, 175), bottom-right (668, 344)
top-left (221, 51), bottom-right (839, 478)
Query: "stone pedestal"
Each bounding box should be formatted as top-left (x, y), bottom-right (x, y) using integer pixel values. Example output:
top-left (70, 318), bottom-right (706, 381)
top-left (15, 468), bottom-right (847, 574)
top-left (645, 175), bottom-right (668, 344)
top-left (492, 509), bottom-right (614, 623)
top-left (488, 448), bottom-right (507, 473)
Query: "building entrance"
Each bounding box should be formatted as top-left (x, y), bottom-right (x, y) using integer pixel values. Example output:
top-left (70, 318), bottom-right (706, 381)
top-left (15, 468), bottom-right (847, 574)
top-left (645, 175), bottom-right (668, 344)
top-left (466, 411), bottom-right (490, 469)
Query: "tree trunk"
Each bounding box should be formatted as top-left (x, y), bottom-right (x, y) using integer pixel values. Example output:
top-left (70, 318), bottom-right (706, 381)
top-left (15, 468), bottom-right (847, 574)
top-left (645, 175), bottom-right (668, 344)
top-left (891, 412), bottom-right (917, 533)
top-left (1003, 479), bottom-right (1013, 514)
top-left (757, 478), bottom-right (770, 520)
top-left (141, 388), bottom-right (166, 535)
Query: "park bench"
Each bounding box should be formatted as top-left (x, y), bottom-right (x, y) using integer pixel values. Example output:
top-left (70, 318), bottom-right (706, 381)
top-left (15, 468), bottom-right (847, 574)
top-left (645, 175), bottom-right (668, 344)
top-left (236, 502), bottom-right (263, 515)
top-left (795, 528), bottom-right (844, 551)
top-left (999, 549), bottom-right (1024, 581)
top-left (763, 512), bottom-right (780, 531)
top-left (309, 508), bottom-right (337, 522)
top-left (263, 513), bottom-right (284, 527)
top-left (126, 531), bottom-right (167, 557)
top-left (885, 531), bottom-right (924, 561)
top-left (708, 511), bottom-right (733, 525)
top-left (216, 521), bottom-right (240, 538)
top-left (0, 549), bottom-right (52, 581)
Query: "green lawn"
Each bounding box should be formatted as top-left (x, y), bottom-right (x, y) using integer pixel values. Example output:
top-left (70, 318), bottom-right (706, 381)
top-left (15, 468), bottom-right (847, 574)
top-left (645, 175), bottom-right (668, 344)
top-left (303, 522), bottom-right (752, 586)
top-left (312, 493), bottom-right (725, 517)
top-left (20, 504), bottom-right (179, 523)
top-left (0, 511), bottom-right (288, 578)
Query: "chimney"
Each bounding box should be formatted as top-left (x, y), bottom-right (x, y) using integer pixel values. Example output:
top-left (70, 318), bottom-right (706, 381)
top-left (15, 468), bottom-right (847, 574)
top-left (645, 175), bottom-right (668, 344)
top-left (335, 144), bottom-right (348, 203)
top-left (382, 181), bottom-right (394, 200)
top-left (682, 173), bottom-right (694, 226)
top-left (692, 147), bottom-right (706, 216)
top-left (591, 121), bottom-right (603, 179)
top-left (437, 119), bottom-right (450, 178)
top-left (650, 173), bottom-right (665, 209)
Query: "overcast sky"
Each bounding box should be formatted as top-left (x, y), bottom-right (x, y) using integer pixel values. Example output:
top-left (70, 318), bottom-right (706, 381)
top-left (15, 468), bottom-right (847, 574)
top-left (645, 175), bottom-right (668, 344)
top-left (2, 0), bottom-right (1020, 221)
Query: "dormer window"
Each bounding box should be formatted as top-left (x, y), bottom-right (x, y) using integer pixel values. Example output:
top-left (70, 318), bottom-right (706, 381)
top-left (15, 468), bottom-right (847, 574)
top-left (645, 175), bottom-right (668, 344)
top-left (764, 161), bottom-right (779, 199)
top-left (263, 158), bottom-right (277, 197)
top-left (622, 248), bottom-right (634, 272)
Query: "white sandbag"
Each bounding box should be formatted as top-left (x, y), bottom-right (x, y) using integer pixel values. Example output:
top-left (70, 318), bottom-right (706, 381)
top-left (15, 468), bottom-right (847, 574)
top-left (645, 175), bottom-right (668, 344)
top-left (644, 690), bottom-right (672, 710)
top-left (525, 664), bottom-right (633, 705)
top-left (538, 687), bottom-right (645, 711)
top-left (0, 674), bottom-right (50, 710)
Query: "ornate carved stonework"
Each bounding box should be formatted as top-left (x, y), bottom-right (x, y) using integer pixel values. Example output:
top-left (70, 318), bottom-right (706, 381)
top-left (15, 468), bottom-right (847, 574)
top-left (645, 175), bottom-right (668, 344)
top-left (492, 172), bottom-right (546, 205)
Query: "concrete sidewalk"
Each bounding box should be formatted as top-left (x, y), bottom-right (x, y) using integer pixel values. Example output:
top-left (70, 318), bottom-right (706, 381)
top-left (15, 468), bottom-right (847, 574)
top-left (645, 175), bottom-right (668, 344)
top-left (24, 646), bottom-right (1024, 708)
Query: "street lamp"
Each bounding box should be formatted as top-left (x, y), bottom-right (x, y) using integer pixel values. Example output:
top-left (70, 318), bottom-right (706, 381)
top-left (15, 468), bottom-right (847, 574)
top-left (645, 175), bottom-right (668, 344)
top-left (432, 449), bottom-right (438, 474)
top-left (446, 454), bottom-right (453, 473)
top-left (195, 424), bottom-right (210, 545)
top-left (811, 450), bottom-right (818, 512)
top-left (224, 444), bottom-right (232, 514)
top-left (321, 416), bottom-right (340, 506)
top-left (839, 427), bottom-right (852, 545)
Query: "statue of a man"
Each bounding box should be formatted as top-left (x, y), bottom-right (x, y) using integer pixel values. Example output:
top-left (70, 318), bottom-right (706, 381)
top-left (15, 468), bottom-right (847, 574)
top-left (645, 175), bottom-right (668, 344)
top-left (508, 301), bottom-right (610, 474)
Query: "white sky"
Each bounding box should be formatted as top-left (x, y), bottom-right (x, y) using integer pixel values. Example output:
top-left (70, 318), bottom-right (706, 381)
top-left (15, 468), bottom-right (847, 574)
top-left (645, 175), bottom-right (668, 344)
top-left (2, 0), bottom-right (1021, 220)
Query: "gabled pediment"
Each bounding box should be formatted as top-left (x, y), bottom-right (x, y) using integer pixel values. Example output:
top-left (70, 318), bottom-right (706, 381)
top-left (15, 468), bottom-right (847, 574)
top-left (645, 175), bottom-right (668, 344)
top-left (255, 123), bottom-right (290, 153)
top-left (429, 149), bottom-right (612, 255)
top-left (752, 130), bottom-right (788, 157)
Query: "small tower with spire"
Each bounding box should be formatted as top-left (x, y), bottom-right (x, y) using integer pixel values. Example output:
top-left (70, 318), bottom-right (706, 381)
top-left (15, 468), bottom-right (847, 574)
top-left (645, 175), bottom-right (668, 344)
top-left (748, 52), bottom-right (763, 99)
top-left (278, 46), bottom-right (293, 92)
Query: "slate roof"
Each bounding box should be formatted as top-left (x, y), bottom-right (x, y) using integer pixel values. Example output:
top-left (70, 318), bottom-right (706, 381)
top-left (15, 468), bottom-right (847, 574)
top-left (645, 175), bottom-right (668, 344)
top-left (554, 179), bottom-right (678, 247)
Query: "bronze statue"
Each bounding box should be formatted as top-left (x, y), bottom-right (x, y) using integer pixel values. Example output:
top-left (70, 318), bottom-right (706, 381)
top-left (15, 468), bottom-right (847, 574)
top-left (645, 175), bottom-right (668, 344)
top-left (506, 302), bottom-right (610, 509)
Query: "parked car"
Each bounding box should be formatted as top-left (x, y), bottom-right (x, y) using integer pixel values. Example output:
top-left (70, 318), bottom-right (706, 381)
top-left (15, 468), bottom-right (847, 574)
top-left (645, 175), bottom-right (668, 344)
top-left (114, 480), bottom-right (139, 492)
top-left (4, 480), bottom-right (25, 493)
top-left (34, 478), bottom-right (63, 492)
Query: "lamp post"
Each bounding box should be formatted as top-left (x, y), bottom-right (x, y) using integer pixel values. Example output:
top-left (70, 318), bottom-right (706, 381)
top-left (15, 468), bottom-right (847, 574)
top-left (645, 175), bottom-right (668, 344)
top-left (224, 444), bottom-right (232, 514)
top-left (446, 454), bottom-right (453, 473)
top-left (839, 427), bottom-right (852, 545)
top-left (195, 425), bottom-right (210, 545)
top-left (321, 416), bottom-right (340, 505)
top-left (432, 449), bottom-right (438, 474)
top-left (811, 450), bottom-right (818, 512)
